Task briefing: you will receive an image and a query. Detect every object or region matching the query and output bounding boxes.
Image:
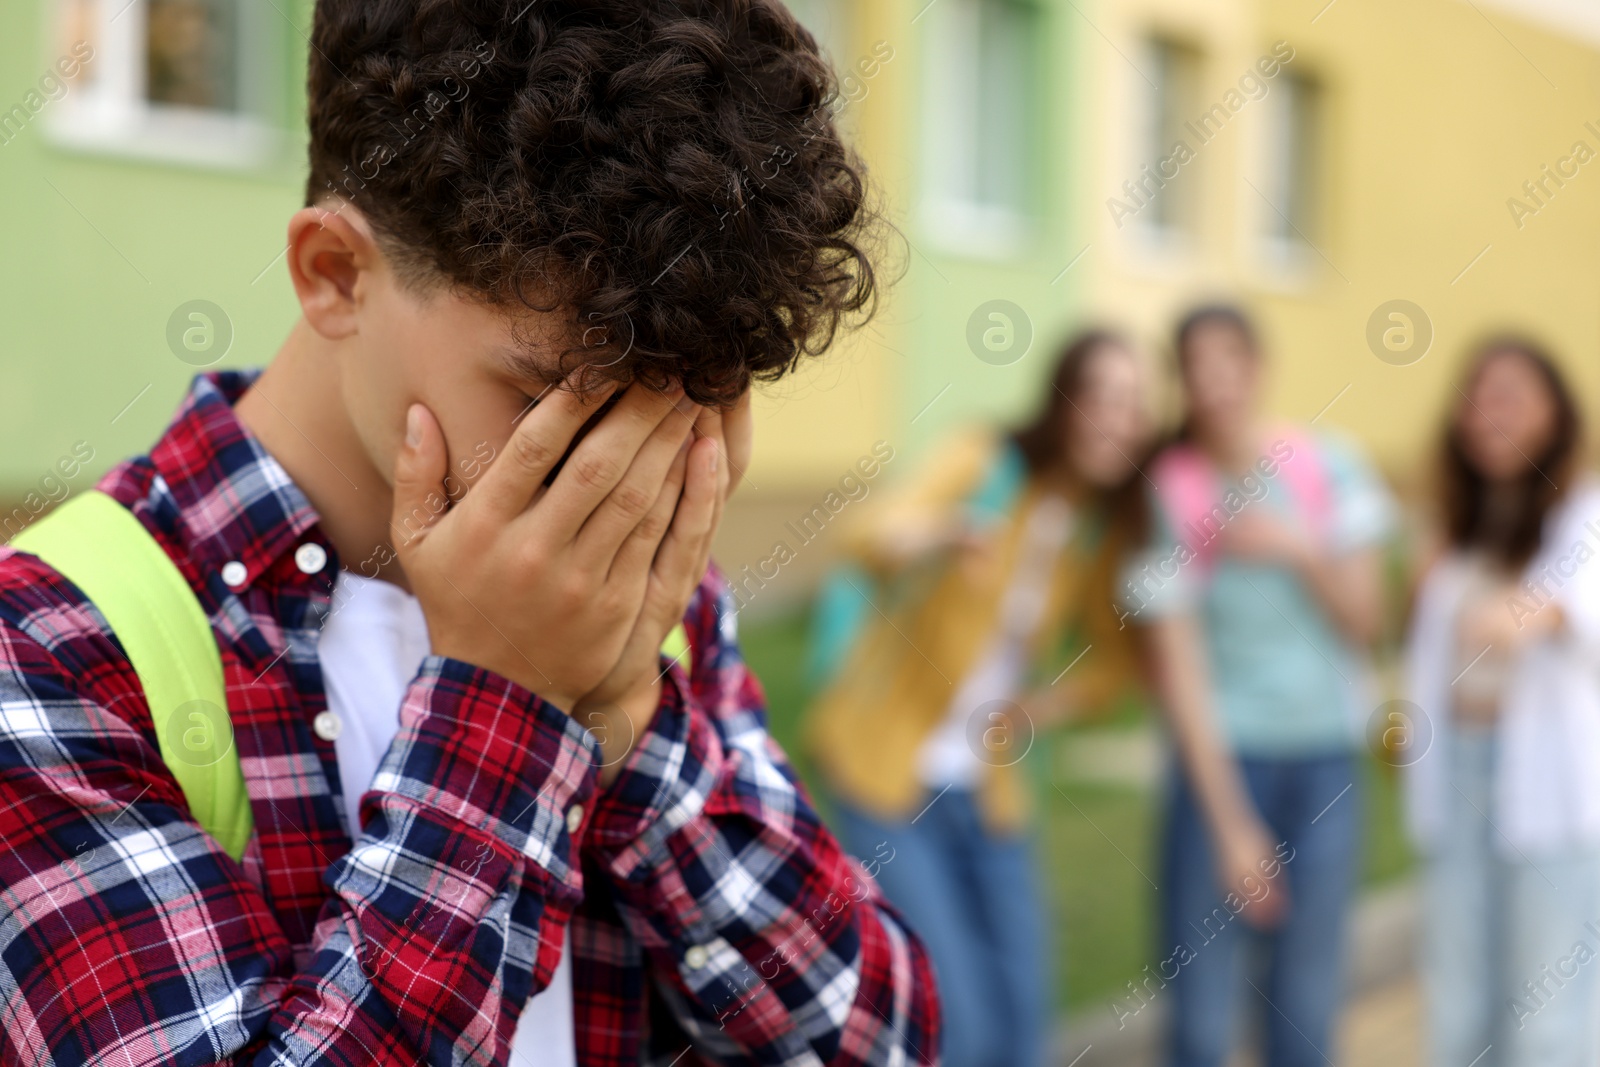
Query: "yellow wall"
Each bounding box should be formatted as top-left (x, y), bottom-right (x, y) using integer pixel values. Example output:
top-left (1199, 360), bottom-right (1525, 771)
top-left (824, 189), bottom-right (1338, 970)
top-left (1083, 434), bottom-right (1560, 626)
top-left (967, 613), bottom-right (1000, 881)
top-left (723, 0), bottom-right (1099, 604)
top-left (750, 0), bottom-right (1092, 490)
top-left (715, 0), bottom-right (919, 595)
top-left (1078, 0), bottom-right (1600, 475)
top-left (744, 0), bottom-right (913, 491)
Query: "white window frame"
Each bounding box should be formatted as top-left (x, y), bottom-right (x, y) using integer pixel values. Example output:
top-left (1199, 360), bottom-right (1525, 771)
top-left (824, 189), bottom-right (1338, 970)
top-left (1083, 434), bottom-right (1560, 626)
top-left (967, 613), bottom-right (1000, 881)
top-left (1121, 34), bottom-right (1201, 259)
top-left (46, 0), bottom-right (284, 170)
top-left (918, 0), bottom-right (1036, 260)
top-left (1252, 68), bottom-right (1321, 280)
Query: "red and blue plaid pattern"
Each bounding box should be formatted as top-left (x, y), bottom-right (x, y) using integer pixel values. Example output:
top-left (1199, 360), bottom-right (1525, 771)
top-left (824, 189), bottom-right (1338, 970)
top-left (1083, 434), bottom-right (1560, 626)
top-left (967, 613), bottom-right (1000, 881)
top-left (0, 373), bottom-right (938, 1066)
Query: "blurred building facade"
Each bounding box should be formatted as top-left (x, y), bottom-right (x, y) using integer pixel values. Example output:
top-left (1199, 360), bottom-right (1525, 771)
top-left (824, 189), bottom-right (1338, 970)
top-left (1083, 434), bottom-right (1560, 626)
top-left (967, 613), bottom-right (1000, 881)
top-left (731, 0), bottom-right (1600, 602)
top-left (4, 0), bottom-right (1600, 605)
top-left (0, 0), bottom-right (308, 528)
top-left (1073, 0), bottom-right (1600, 474)
top-left (797, 0), bottom-right (1600, 473)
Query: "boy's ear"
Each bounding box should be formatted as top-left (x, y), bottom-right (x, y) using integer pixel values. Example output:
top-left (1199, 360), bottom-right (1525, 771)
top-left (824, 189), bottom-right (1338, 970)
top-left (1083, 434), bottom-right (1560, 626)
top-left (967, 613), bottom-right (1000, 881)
top-left (285, 203), bottom-right (381, 341)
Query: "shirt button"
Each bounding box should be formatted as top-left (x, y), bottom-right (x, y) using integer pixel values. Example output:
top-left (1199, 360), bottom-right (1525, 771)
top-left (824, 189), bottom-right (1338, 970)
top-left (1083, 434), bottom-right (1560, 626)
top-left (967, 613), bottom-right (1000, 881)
top-left (294, 542), bottom-right (328, 574)
top-left (566, 804), bottom-right (584, 834)
top-left (684, 944), bottom-right (709, 971)
top-left (312, 710), bottom-right (343, 741)
top-left (221, 560), bottom-right (248, 588)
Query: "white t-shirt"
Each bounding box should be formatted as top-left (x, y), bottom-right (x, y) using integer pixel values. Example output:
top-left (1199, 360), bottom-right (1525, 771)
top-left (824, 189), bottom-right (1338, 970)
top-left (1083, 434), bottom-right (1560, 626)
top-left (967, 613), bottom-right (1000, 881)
top-left (917, 494), bottom-right (1074, 787)
top-left (318, 570), bottom-right (577, 1067)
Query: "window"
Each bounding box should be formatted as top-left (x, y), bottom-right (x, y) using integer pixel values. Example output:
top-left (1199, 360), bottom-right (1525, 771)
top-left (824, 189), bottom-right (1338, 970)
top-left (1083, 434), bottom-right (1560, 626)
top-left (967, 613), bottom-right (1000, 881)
top-left (145, 0), bottom-right (239, 111)
top-left (47, 0), bottom-right (281, 168)
top-left (1258, 71), bottom-right (1322, 260)
top-left (1129, 35), bottom-right (1201, 243)
top-left (920, 0), bottom-right (1040, 256)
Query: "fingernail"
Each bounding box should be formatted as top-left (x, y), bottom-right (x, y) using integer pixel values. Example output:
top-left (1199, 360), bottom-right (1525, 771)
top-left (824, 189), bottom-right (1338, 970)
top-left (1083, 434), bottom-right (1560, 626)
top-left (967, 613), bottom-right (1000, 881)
top-left (405, 405), bottom-right (422, 447)
top-left (708, 446), bottom-right (719, 474)
top-left (676, 394), bottom-right (698, 415)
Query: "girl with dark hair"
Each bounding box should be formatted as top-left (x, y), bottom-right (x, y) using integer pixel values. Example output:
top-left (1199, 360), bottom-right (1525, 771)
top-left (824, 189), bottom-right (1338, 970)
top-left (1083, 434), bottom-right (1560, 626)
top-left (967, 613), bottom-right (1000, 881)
top-left (1404, 339), bottom-right (1600, 1067)
top-left (1125, 304), bottom-right (1396, 1067)
top-left (806, 329), bottom-right (1154, 1067)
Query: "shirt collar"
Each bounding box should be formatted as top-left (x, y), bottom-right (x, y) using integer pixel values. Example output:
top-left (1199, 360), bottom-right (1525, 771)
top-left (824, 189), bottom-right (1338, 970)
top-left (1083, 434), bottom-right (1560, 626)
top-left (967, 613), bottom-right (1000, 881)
top-left (146, 371), bottom-right (326, 591)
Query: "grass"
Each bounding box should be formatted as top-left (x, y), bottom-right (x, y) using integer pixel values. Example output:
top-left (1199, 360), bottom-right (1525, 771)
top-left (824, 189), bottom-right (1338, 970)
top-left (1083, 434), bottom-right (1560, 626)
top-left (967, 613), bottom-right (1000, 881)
top-left (737, 605), bottom-right (1415, 1014)
top-left (1044, 773), bottom-right (1159, 1009)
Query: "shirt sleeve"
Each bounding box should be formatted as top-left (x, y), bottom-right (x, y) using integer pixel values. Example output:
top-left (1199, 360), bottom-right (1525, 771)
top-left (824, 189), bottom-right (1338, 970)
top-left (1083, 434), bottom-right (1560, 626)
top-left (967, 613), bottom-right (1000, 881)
top-left (583, 573), bottom-right (941, 1066)
top-left (0, 568), bottom-right (596, 1066)
top-left (1317, 432), bottom-right (1397, 555)
top-left (272, 657), bottom-right (600, 1064)
top-left (840, 429), bottom-right (994, 576)
top-left (1538, 483), bottom-right (1600, 652)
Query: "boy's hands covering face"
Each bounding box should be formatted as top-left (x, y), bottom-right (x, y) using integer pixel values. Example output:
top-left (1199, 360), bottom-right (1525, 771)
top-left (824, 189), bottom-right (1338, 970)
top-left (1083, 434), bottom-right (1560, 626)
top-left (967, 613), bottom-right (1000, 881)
top-left (579, 401), bottom-right (738, 707)
top-left (573, 401), bottom-right (734, 780)
top-left (392, 378), bottom-right (706, 718)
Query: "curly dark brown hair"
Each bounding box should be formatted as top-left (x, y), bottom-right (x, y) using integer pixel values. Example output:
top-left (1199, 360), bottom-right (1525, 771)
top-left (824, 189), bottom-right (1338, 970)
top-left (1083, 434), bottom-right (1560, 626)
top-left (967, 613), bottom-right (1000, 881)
top-left (305, 0), bottom-right (879, 405)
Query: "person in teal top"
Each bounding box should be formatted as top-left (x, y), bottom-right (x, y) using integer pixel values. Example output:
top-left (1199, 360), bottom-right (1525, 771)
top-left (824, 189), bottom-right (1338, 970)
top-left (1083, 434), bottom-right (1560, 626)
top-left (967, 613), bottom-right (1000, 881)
top-left (1128, 428), bottom-right (1394, 754)
top-left (1122, 305), bottom-right (1395, 1067)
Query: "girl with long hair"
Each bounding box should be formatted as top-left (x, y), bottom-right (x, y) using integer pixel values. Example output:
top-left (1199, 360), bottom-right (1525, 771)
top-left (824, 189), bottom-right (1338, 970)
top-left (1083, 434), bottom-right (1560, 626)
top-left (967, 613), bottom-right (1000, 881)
top-left (806, 329), bottom-right (1154, 1067)
top-left (1405, 339), bottom-right (1600, 1067)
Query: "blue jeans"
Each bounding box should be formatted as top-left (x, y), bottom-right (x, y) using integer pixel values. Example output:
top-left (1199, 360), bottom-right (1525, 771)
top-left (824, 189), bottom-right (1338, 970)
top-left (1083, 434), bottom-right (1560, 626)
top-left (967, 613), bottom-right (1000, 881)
top-left (1162, 752), bottom-right (1361, 1067)
top-left (1422, 728), bottom-right (1600, 1067)
top-left (831, 790), bottom-right (1051, 1067)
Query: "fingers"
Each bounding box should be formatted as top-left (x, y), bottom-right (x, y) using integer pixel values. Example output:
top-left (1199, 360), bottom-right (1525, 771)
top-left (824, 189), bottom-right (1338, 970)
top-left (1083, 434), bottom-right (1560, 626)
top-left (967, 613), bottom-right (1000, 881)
top-left (607, 434), bottom-right (695, 583)
top-left (576, 398), bottom-right (698, 566)
top-left (703, 427), bottom-right (730, 543)
top-left (539, 385), bottom-right (690, 540)
top-left (391, 404), bottom-right (450, 553)
top-left (691, 406), bottom-right (728, 504)
top-left (1243, 884), bottom-right (1289, 931)
top-left (721, 391), bottom-right (754, 497)
top-left (692, 405), bottom-right (722, 459)
top-left (474, 377), bottom-right (621, 520)
top-left (691, 393), bottom-right (753, 500)
top-left (623, 435), bottom-right (723, 604)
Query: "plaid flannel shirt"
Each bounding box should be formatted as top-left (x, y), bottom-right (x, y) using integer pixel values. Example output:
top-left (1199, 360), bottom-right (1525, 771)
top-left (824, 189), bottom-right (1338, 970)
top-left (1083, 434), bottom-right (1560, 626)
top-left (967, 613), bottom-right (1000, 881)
top-left (0, 373), bottom-right (937, 1067)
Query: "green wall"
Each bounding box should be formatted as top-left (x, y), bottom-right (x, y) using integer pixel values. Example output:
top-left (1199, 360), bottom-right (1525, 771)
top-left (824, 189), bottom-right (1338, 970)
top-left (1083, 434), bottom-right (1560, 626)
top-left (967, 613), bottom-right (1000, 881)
top-left (0, 0), bottom-right (311, 498)
top-left (895, 0), bottom-right (1090, 461)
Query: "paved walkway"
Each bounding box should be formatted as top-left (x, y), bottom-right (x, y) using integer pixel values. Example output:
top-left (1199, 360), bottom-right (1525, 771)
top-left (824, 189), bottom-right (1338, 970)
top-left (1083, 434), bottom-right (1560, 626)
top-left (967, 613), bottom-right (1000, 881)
top-left (1059, 883), bottom-right (1425, 1066)
top-left (1340, 977), bottom-right (1422, 1067)
top-left (1220, 977), bottom-right (1423, 1067)
top-left (1064, 974), bottom-right (1425, 1066)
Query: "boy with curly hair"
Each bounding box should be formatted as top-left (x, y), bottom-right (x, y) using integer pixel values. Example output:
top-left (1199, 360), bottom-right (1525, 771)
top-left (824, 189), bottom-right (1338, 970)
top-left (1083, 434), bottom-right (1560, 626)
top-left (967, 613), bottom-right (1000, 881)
top-left (0, 2), bottom-right (937, 1064)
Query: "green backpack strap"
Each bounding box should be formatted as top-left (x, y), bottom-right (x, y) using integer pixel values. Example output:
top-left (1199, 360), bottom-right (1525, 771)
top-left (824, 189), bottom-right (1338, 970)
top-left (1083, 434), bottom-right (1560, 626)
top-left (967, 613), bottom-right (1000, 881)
top-left (12, 490), bottom-right (253, 860)
top-left (661, 621), bottom-right (691, 677)
top-left (13, 490), bottom-right (694, 863)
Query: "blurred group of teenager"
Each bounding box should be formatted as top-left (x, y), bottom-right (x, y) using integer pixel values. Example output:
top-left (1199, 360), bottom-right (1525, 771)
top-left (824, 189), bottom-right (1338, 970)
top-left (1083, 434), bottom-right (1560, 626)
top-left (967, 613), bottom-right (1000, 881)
top-left (801, 304), bottom-right (1600, 1067)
